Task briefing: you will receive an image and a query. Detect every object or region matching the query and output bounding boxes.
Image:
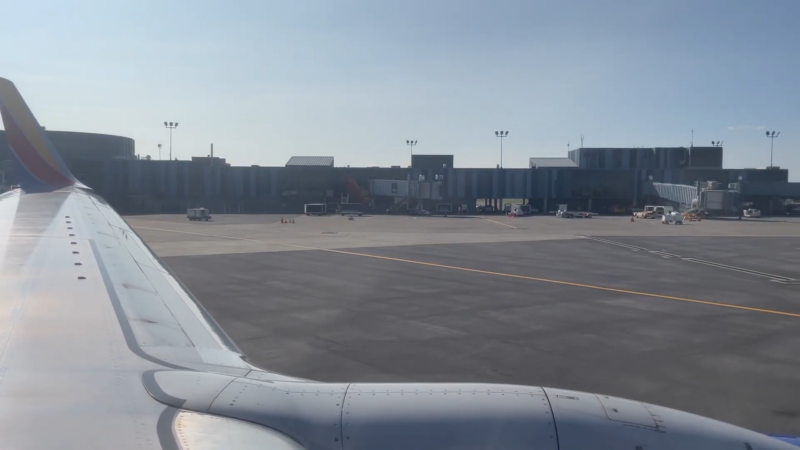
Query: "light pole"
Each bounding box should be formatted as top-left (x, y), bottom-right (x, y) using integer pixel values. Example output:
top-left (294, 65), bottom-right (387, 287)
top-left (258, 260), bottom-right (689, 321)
top-left (164, 122), bottom-right (179, 160)
top-left (405, 140), bottom-right (418, 209)
top-left (766, 131), bottom-right (780, 167)
top-left (495, 131), bottom-right (508, 168)
top-left (406, 140), bottom-right (417, 167)
top-left (157, 143), bottom-right (162, 161)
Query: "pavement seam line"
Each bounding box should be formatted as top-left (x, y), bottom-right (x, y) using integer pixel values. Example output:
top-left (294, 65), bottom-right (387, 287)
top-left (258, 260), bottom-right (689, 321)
top-left (132, 225), bottom-right (800, 319)
top-left (478, 217), bottom-right (518, 229)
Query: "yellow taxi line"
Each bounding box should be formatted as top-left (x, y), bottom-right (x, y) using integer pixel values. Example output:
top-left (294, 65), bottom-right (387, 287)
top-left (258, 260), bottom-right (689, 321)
top-left (133, 225), bottom-right (800, 319)
top-left (290, 245), bottom-right (800, 319)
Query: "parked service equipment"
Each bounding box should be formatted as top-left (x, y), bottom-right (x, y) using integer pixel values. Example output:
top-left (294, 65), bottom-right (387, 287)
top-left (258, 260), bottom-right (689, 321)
top-left (304, 203), bottom-right (327, 216)
top-left (636, 205), bottom-right (672, 219)
top-left (744, 208), bottom-right (761, 218)
top-left (634, 206), bottom-right (656, 218)
top-left (187, 208), bottom-right (211, 221)
top-left (662, 212), bottom-right (684, 225)
top-left (511, 204), bottom-right (536, 216)
top-left (436, 203), bottom-right (453, 215)
top-left (340, 203), bottom-right (363, 216)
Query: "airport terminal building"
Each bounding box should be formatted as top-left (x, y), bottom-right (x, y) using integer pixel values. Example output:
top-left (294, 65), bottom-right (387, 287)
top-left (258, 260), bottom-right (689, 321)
top-left (1, 132), bottom-right (798, 215)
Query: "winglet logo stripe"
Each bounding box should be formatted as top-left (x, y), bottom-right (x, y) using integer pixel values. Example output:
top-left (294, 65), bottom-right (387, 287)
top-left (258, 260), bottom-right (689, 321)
top-left (0, 105), bottom-right (72, 186)
top-left (0, 80), bottom-right (63, 170)
top-left (0, 78), bottom-right (75, 187)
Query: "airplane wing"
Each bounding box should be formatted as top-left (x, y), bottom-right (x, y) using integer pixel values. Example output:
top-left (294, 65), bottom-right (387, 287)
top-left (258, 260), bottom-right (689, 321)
top-left (0, 78), bottom-right (304, 449)
top-left (1, 77), bottom-right (798, 449)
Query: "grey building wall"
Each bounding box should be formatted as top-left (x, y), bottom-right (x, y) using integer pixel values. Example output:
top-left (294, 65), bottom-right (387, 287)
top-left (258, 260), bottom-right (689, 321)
top-left (570, 147), bottom-right (722, 170)
top-left (0, 130), bottom-right (135, 184)
top-left (0, 130), bottom-right (135, 161)
top-left (689, 146), bottom-right (724, 168)
top-left (4, 144), bottom-right (787, 214)
top-left (412, 155), bottom-right (454, 170)
top-left (84, 160), bottom-right (793, 215)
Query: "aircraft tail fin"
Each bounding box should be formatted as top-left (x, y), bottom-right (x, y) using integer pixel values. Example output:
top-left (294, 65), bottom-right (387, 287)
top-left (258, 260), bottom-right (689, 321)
top-left (0, 77), bottom-right (78, 190)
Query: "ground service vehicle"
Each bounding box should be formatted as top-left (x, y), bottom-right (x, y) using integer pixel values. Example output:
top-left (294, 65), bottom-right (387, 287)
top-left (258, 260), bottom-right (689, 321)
top-left (407, 208), bottom-right (431, 216)
top-left (304, 203), bottom-right (326, 215)
top-left (340, 202), bottom-right (363, 216)
top-left (436, 203), bottom-right (453, 215)
top-left (662, 212), bottom-right (684, 224)
top-left (654, 206), bottom-right (674, 216)
top-left (557, 210), bottom-right (574, 218)
top-left (744, 208), bottom-right (761, 218)
top-left (634, 205), bottom-right (656, 218)
top-left (512, 204), bottom-right (533, 216)
top-left (187, 207), bottom-right (211, 221)
top-left (636, 205), bottom-right (672, 219)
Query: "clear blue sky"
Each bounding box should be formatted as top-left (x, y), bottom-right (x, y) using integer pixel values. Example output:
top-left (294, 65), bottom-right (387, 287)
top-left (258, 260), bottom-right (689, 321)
top-left (2, 0), bottom-right (798, 178)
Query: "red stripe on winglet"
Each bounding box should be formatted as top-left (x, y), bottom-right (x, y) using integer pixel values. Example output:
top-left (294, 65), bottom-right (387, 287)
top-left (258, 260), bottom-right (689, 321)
top-left (0, 105), bottom-right (72, 186)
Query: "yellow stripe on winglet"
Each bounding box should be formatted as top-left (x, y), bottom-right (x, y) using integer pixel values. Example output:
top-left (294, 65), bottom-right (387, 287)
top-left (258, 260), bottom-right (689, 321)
top-left (0, 78), bottom-right (62, 170)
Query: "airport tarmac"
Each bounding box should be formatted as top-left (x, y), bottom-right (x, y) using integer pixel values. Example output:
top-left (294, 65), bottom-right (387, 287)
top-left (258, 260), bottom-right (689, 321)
top-left (127, 213), bottom-right (800, 434)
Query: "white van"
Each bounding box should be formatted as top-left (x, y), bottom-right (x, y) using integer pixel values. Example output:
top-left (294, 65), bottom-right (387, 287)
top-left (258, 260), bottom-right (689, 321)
top-left (653, 206), bottom-right (674, 216)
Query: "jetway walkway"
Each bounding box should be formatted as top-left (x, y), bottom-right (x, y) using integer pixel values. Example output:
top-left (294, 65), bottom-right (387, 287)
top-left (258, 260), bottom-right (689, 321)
top-left (651, 182), bottom-right (697, 209)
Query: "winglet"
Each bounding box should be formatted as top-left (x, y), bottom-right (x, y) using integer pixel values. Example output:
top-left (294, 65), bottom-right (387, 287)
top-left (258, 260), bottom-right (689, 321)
top-left (0, 77), bottom-right (78, 190)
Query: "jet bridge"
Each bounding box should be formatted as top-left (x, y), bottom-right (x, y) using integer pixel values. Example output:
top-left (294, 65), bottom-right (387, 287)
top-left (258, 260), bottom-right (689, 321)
top-left (651, 182), bottom-right (697, 209)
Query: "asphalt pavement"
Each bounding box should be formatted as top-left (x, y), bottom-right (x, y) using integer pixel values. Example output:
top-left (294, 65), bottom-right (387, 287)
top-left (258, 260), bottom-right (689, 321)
top-left (154, 228), bottom-right (800, 435)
